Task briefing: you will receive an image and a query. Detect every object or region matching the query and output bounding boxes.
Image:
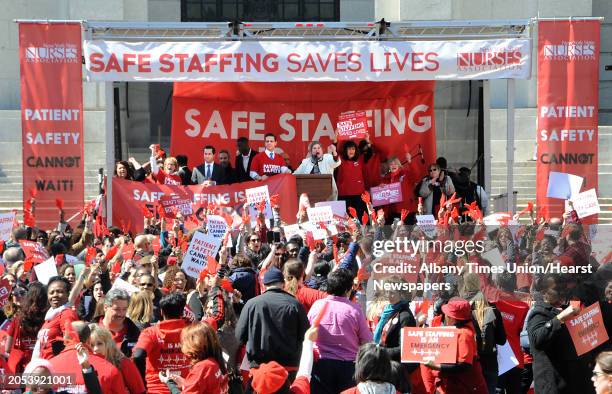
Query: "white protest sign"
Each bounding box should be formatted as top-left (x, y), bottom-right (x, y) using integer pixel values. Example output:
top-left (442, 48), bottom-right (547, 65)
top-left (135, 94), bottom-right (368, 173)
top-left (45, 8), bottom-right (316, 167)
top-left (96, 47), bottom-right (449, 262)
top-left (245, 185), bottom-right (270, 205)
top-left (182, 231), bottom-right (223, 279)
top-left (546, 171), bottom-right (583, 200)
top-left (315, 201), bottom-right (347, 218)
top-left (416, 215), bottom-right (437, 238)
top-left (497, 341), bottom-right (519, 376)
top-left (0, 212), bottom-right (15, 241)
top-left (206, 215), bottom-right (228, 240)
top-left (34, 257), bottom-right (59, 285)
top-left (569, 188), bottom-right (600, 218)
top-left (283, 224), bottom-right (303, 241)
top-left (307, 206), bottom-right (334, 224)
top-left (110, 277), bottom-right (140, 295)
top-left (301, 220), bottom-right (337, 241)
top-left (482, 247), bottom-right (506, 268)
top-left (245, 185), bottom-right (273, 220)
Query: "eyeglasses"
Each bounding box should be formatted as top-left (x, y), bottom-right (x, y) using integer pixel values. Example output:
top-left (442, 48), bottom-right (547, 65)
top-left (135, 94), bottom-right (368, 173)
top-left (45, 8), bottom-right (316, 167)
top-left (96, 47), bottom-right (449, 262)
top-left (139, 282), bottom-right (154, 288)
top-left (429, 168), bottom-right (438, 172)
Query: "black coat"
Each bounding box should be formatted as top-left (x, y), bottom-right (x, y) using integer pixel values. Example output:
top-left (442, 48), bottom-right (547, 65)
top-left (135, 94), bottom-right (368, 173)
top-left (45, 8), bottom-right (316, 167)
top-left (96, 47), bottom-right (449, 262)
top-left (381, 302), bottom-right (416, 361)
top-left (192, 163), bottom-right (231, 185)
top-left (234, 150), bottom-right (258, 183)
top-left (235, 287), bottom-right (309, 368)
top-left (527, 301), bottom-right (594, 394)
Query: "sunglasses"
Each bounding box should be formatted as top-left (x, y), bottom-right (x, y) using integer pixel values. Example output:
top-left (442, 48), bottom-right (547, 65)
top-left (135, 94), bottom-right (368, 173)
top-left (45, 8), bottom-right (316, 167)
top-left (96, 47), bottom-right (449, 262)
top-left (140, 283), bottom-right (154, 288)
top-left (429, 168), bottom-right (439, 172)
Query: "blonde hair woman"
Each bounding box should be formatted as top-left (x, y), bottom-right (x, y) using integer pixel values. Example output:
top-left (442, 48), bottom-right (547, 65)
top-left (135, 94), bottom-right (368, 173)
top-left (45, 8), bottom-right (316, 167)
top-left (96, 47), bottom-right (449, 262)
top-left (460, 273), bottom-right (507, 393)
top-left (126, 289), bottom-right (154, 331)
top-left (88, 324), bottom-right (146, 394)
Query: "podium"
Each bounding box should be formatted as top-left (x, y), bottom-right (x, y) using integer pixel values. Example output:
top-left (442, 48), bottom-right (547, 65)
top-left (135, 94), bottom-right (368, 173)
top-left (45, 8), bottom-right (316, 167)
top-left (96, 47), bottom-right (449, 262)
top-left (294, 174), bottom-right (334, 204)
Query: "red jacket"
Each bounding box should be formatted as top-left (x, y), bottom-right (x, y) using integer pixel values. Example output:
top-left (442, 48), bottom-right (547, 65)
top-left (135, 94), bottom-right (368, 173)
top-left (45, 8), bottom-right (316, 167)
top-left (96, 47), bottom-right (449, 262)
top-left (120, 357), bottom-right (146, 394)
top-left (49, 345), bottom-right (126, 394)
top-left (181, 358), bottom-right (228, 394)
top-left (336, 158), bottom-right (366, 196)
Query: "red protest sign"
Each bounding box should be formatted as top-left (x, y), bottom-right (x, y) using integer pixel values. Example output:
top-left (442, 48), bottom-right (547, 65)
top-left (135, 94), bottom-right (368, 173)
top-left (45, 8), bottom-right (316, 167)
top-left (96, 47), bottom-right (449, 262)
top-left (120, 243), bottom-right (135, 262)
top-left (337, 111), bottom-right (368, 140)
top-left (19, 240), bottom-right (49, 263)
top-left (371, 182), bottom-right (403, 207)
top-left (159, 192), bottom-right (193, 219)
top-left (566, 302), bottom-right (609, 356)
top-left (0, 278), bottom-right (10, 308)
top-left (401, 327), bottom-right (459, 364)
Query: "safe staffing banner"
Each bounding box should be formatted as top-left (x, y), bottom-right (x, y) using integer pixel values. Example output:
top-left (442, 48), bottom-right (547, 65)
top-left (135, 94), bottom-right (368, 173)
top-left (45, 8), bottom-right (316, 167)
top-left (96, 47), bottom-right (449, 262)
top-left (536, 20), bottom-right (600, 220)
top-left (171, 81), bottom-right (436, 173)
top-left (19, 23), bottom-right (84, 230)
top-left (84, 39), bottom-right (531, 82)
top-left (112, 174), bottom-right (297, 234)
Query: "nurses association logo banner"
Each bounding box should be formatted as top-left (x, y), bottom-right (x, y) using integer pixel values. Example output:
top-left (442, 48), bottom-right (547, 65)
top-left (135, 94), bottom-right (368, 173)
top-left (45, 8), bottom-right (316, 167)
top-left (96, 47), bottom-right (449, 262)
top-left (19, 23), bottom-right (84, 229)
top-left (536, 20), bottom-right (600, 221)
top-left (171, 81), bottom-right (437, 177)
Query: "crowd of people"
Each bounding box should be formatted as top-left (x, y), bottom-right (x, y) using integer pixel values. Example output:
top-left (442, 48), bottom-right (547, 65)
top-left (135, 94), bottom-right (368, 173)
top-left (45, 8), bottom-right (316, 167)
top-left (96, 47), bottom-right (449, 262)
top-left (115, 133), bottom-right (488, 221)
top-left (0, 134), bottom-right (610, 394)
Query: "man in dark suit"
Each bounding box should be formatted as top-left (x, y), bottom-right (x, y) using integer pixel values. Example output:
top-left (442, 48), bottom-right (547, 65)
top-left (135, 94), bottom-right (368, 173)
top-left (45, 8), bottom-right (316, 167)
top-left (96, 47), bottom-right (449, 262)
top-left (176, 155), bottom-right (192, 185)
top-left (234, 137), bottom-right (258, 183)
top-left (191, 145), bottom-right (229, 185)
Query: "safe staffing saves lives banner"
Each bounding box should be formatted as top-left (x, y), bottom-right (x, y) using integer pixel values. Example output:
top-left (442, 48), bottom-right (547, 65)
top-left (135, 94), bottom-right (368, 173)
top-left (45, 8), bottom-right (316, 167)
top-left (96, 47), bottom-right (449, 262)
top-left (536, 20), bottom-right (600, 221)
top-left (19, 23), bottom-right (84, 229)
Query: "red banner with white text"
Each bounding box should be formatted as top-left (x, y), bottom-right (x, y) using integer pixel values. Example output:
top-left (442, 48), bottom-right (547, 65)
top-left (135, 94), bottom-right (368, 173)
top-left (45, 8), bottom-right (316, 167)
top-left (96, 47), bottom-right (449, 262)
top-left (171, 81), bottom-right (436, 174)
top-left (19, 23), bottom-right (84, 230)
top-left (112, 174), bottom-right (297, 234)
top-left (536, 20), bottom-right (599, 221)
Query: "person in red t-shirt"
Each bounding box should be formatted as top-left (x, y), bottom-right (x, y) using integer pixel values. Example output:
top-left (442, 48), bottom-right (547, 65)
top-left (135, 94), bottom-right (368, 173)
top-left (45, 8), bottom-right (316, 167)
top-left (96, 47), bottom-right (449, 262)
top-left (89, 324), bottom-right (146, 394)
top-left (98, 288), bottom-right (141, 358)
top-left (133, 292), bottom-right (191, 394)
top-left (423, 298), bottom-right (488, 394)
top-left (249, 133), bottom-right (291, 180)
top-left (283, 259), bottom-right (327, 313)
top-left (159, 322), bottom-right (228, 394)
top-left (35, 276), bottom-right (79, 360)
top-left (49, 321), bottom-right (127, 394)
top-left (149, 144), bottom-right (183, 185)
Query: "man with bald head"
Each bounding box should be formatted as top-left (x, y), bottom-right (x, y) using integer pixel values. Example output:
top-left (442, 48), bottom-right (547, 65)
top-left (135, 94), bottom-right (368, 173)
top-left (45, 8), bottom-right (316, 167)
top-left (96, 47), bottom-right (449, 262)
top-left (2, 247), bottom-right (25, 267)
top-left (133, 234), bottom-right (153, 260)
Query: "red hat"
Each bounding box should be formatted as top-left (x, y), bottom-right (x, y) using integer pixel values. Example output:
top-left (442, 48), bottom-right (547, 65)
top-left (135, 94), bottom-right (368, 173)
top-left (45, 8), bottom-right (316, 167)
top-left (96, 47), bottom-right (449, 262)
top-left (441, 297), bottom-right (472, 321)
top-left (250, 361), bottom-right (288, 394)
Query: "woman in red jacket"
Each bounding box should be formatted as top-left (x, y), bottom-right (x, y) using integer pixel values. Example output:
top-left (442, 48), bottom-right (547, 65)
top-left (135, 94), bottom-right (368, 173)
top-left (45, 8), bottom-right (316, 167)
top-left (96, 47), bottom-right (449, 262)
top-left (422, 298), bottom-right (488, 394)
top-left (34, 276), bottom-right (79, 359)
top-left (336, 141), bottom-right (367, 218)
top-left (159, 322), bottom-right (229, 394)
top-left (89, 324), bottom-right (146, 394)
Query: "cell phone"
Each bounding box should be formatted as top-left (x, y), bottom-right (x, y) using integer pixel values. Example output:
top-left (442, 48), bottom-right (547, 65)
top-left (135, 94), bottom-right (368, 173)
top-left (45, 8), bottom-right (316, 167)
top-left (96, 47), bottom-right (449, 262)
top-left (266, 231), bottom-right (274, 244)
top-left (273, 231), bottom-right (281, 243)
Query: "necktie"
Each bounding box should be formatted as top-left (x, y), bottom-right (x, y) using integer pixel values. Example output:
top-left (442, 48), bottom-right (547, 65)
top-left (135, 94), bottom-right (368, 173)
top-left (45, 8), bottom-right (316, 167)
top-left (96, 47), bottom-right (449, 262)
top-left (206, 164), bottom-right (211, 179)
top-left (269, 152), bottom-right (274, 160)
